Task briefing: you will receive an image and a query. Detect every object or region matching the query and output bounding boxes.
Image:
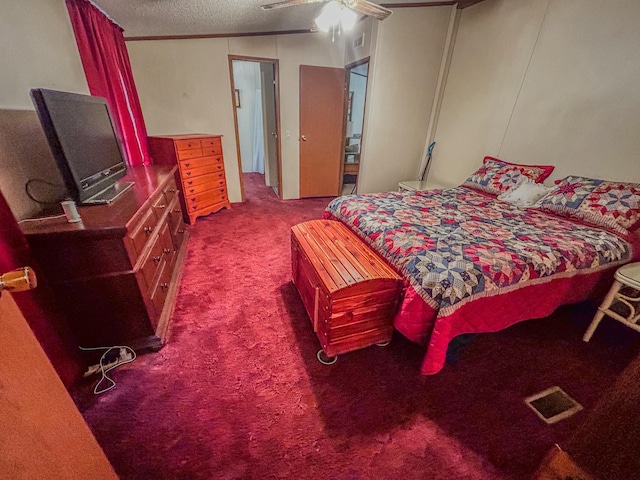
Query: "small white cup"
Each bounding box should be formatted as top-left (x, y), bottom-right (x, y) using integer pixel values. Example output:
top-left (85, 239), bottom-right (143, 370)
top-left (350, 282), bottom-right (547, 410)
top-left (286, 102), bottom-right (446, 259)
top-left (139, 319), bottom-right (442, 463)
top-left (61, 200), bottom-right (82, 223)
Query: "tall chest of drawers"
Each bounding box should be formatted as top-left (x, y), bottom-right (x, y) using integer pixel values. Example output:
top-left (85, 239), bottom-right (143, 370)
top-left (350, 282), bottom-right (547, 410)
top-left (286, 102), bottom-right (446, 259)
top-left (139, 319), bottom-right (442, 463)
top-left (20, 166), bottom-right (188, 350)
top-left (148, 134), bottom-right (231, 224)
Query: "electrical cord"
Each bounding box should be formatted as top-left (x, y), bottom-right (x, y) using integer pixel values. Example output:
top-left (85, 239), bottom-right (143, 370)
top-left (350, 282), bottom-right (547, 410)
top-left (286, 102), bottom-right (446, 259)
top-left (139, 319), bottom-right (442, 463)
top-left (79, 345), bottom-right (137, 395)
top-left (18, 214), bottom-right (66, 223)
top-left (25, 178), bottom-right (66, 205)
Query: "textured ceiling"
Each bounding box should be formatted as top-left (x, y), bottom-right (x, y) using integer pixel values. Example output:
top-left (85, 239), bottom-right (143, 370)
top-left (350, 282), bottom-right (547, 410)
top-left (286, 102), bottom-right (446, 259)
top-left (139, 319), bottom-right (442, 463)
top-left (92, 0), bottom-right (454, 38)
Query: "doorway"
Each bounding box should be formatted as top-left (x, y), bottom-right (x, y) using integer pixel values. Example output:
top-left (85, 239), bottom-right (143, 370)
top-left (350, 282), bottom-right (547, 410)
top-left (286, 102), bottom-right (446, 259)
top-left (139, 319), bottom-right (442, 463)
top-left (229, 56), bottom-right (282, 201)
top-left (342, 58), bottom-right (370, 195)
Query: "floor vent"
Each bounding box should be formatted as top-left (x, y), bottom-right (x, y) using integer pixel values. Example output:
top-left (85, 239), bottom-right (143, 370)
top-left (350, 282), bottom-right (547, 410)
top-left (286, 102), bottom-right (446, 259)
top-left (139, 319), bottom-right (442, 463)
top-left (524, 386), bottom-right (583, 424)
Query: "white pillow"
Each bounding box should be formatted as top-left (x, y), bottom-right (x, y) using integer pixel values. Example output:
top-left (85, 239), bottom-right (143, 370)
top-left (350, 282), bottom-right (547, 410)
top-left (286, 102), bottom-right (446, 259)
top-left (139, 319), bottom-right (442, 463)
top-left (498, 179), bottom-right (551, 207)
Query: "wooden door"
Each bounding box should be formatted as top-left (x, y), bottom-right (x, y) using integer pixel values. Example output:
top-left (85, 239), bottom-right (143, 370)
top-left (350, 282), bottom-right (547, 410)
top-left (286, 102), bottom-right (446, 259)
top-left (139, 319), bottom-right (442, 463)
top-left (0, 268), bottom-right (117, 480)
top-left (299, 65), bottom-right (345, 198)
top-left (261, 62), bottom-right (279, 193)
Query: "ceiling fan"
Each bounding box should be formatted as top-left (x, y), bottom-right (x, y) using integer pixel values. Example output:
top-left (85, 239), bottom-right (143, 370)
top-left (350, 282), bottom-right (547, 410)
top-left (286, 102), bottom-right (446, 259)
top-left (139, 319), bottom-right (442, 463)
top-left (261, 0), bottom-right (393, 31)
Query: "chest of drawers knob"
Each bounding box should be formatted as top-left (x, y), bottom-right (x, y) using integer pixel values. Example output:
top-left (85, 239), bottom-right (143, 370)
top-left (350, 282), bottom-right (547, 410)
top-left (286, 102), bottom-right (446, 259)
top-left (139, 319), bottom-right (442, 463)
top-left (152, 255), bottom-right (161, 263)
top-left (163, 248), bottom-right (171, 254)
top-left (144, 226), bottom-right (153, 234)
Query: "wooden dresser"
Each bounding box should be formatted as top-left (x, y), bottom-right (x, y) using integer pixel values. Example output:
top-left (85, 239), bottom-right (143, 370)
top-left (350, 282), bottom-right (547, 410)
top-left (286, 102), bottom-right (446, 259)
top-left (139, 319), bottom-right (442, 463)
top-left (148, 134), bottom-right (231, 224)
top-left (20, 166), bottom-right (188, 351)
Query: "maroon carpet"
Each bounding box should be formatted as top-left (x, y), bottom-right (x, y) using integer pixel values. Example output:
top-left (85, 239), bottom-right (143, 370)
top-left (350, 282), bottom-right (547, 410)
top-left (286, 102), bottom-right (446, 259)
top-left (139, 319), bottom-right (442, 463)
top-left (73, 173), bottom-right (638, 479)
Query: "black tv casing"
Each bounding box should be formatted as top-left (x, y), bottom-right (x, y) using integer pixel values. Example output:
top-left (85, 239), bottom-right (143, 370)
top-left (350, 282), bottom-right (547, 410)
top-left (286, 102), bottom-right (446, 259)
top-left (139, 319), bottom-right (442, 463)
top-left (30, 88), bottom-right (128, 204)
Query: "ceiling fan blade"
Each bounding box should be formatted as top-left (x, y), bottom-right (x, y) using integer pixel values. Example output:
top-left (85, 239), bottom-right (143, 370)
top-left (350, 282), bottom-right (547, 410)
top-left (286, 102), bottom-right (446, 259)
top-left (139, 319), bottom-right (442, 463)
top-left (350, 0), bottom-right (392, 20)
top-left (261, 0), bottom-right (327, 10)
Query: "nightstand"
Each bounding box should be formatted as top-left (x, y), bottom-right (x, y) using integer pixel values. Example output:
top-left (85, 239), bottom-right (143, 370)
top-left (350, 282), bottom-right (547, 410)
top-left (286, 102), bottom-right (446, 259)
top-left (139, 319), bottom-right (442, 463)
top-left (583, 262), bottom-right (640, 341)
top-left (398, 180), bottom-right (447, 192)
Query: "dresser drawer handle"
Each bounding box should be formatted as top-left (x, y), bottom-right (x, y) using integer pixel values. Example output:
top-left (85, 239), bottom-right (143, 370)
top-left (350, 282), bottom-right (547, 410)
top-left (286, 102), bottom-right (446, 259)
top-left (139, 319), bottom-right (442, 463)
top-left (163, 248), bottom-right (171, 254)
top-left (220, 188), bottom-right (225, 193)
top-left (168, 188), bottom-right (177, 193)
top-left (192, 205), bottom-right (197, 210)
top-left (186, 171), bottom-right (192, 176)
top-left (187, 180), bottom-right (193, 185)
top-left (161, 283), bottom-right (169, 290)
top-left (190, 198), bottom-right (196, 202)
top-left (156, 204), bottom-right (166, 209)
top-left (217, 165), bottom-right (222, 170)
top-left (189, 188), bottom-right (195, 193)
top-left (152, 255), bottom-right (161, 263)
top-left (185, 163), bottom-right (191, 167)
top-left (173, 208), bottom-right (181, 214)
top-left (222, 196), bottom-right (226, 200)
top-left (144, 226), bottom-right (153, 234)
top-left (178, 229), bottom-right (185, 234)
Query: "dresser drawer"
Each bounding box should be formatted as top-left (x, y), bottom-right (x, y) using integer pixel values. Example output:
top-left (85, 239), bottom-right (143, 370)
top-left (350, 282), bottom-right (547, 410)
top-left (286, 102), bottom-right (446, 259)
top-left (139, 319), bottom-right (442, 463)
top-left (129, 206), bottom-right (157, 259)
top-left (201, 137), bottom-right (221, 148)
top-left (202, 145), bottom-right (223, 156)
top-left (149, 258), bottom-right (171, 324)
top-left (163, 178), bottom-right (179, 206)
top-left (181, 163), bottom-right (224, 179)
top-left (184, 178), bottom-right (226, 197)
top-left (177, 148), bottom-right (204, 161)
top-left (185, 188), bottom-right (228, 213)
top-left (183, 171), bottom-right (225, 189)
top-left (138, 231), bottom-right (164, 293)
top-left (179, 155), bottom-right (222, 171)
top-left (168, 200), bottom-right (187, 248)
top-left (175, 139), bottom-right (202, 151)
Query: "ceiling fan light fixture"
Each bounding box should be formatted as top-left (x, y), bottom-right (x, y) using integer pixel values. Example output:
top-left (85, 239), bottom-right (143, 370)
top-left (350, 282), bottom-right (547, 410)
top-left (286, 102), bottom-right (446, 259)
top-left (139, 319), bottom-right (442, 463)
top-left (315, 0), bottom-right (357, 33)
top-left (339, 7), bottom-right (358, 31)
top-left (315, 1), bottom-right (341, 32)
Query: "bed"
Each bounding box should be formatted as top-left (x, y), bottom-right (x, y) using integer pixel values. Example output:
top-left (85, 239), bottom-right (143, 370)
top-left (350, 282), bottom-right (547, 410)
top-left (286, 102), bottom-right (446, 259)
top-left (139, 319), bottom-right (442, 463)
top-left (323, 161), bottom-right (640, 375)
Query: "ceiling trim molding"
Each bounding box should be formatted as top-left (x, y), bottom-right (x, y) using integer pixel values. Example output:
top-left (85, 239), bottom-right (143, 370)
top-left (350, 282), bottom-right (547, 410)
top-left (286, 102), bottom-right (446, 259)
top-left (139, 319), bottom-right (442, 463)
top-left (125, 29), bottom-right (314, 42)
top-left (379, 2), bottom-right (455, 7)
top-left (379, 1), bottom-right (485, 8)
top-left (456, 0), bottom-right (486, 9)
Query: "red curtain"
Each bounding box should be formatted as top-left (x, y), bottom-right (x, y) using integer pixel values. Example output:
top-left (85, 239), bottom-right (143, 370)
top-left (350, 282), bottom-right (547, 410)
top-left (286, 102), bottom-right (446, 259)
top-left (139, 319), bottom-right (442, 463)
top-left (66, 0), bottom-right (151, 166)
top-left (0, 192), bottom-right (82, 387)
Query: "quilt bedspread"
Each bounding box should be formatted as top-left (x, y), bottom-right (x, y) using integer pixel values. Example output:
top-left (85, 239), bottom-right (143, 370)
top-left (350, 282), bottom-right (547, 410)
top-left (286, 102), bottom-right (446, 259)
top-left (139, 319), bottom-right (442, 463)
top-left (324, 187), bottom-right (634, 373)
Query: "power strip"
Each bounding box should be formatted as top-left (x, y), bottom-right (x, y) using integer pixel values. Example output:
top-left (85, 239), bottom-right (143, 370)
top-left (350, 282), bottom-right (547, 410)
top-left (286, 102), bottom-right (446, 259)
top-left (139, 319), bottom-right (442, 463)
top-left (83, 348), bottom-right (134, 377)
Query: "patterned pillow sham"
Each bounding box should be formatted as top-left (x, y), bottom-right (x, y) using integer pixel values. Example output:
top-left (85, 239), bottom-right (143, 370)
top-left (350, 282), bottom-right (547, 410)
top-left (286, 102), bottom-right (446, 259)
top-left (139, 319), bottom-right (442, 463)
top-left (462, 156), bottom-right (555, 196)
top-left (536, 175), bottom-right (640, 236)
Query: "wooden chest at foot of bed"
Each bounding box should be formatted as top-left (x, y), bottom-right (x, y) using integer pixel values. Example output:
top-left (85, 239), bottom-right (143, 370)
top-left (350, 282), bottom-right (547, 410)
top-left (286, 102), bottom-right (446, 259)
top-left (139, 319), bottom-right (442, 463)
top-left (291, 220), bottom-right (404, 358)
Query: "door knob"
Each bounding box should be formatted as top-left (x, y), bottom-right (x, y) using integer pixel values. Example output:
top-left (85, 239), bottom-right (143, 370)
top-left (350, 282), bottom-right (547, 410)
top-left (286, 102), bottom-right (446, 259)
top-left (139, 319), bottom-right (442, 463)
top-left (271, 132), bottom-right (277, 138)
top-left (301, 135), bottom-right (307, 141)
top-left (0, 267), bottom-right (37, 294)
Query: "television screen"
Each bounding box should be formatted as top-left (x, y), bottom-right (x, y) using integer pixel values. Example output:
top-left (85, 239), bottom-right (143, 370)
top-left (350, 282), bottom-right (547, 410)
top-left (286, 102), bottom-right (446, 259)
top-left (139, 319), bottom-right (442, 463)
top-left (30, 88), bottom-right (132, 204)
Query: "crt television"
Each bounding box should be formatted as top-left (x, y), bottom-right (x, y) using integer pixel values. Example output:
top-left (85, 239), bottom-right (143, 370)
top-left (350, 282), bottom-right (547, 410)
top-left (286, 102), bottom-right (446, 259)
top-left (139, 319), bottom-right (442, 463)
top-left (30, 88), bottom-right (133, 205)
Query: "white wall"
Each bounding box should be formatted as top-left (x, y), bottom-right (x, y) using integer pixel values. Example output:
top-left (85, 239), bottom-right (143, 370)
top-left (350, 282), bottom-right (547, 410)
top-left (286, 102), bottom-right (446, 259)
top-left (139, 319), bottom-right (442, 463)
top-left (127, 34), bottom-right (344, 201)
top-left (0, 0), bottom-right (88, 108)
top-left (344, 17), bottom-right (376, 66)
top-left (0, 0), bottom-right (89, 220)
top-left (431, 0), bottom-right (640, 187)
top-left (232, 60), bottom-right (261, 172)
top-left (358, 6), bottom-right (452, 194)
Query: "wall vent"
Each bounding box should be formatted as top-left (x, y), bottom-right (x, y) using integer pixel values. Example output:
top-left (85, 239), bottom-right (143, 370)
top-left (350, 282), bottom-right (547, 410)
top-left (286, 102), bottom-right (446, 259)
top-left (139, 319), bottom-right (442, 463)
top-left (353, 33), bottom-right (365, 48)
